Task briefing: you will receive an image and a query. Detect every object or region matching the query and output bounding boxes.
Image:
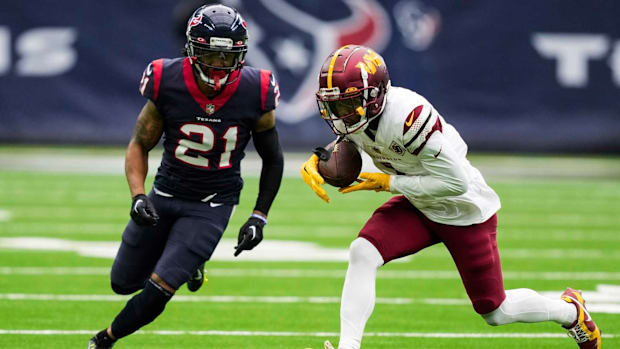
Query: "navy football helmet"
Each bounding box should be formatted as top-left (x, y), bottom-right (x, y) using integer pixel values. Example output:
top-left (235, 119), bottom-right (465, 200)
top-left (185, 4), bottom-right (248, 90)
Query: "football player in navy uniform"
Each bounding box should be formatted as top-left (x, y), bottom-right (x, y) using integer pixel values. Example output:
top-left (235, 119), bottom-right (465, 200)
top-left (88, 4), bottom-right (283, 348)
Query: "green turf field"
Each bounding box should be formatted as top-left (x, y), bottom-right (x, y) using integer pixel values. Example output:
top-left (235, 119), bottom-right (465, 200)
top-left (0, 154), bottom-right (619, 348)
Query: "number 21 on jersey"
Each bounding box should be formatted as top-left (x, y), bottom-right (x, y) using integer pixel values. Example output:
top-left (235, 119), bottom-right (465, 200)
top-left (174, 123), bottom-right (238, 169)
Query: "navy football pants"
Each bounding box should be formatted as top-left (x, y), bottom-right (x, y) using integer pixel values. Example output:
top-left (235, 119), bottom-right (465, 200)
top-left (111, 191), bottom-right (234, 291)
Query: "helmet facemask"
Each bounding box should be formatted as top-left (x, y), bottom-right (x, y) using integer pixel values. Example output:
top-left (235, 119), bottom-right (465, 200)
top-left (187, 37), bottom-right (247, 91)
top-left (316, 84), bottom-right (382, 136)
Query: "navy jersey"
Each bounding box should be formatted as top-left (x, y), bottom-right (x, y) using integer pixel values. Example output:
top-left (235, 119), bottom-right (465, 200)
top-left (138, 57), bottom-right (280, 204)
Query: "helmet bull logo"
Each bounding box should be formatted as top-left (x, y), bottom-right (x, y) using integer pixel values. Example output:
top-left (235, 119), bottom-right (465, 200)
top-left (189, 14), bottom-right (202, 28)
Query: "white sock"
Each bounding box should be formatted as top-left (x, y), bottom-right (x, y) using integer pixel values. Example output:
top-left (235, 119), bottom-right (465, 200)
top-left (482, 288), bottom-right (577, 327)
top-left (338, 238), bottom-right (384, 349)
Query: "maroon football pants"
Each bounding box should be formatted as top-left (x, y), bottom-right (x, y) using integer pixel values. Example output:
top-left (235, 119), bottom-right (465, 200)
top-left (358, 195), bottom-right (505, 314)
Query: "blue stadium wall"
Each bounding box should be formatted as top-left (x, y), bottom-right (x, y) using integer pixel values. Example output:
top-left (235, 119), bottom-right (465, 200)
top-left (1, 1), bottom-right (619, 153)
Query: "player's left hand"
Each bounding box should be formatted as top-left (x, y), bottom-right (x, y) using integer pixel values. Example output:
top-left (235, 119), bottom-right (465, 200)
top-left (234, 216), bottom-right (266, 257)
top-left (339, 172), bottom-right (391, 193)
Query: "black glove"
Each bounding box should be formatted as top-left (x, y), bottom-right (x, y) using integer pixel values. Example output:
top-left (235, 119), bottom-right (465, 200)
top-left (234, 216), bottom-right (265, 257)
top-left (130, 194), bottom-right (159, 226)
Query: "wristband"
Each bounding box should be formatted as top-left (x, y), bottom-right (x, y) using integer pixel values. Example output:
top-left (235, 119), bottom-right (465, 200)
top-left (250, 213), bottom-right (267, 225)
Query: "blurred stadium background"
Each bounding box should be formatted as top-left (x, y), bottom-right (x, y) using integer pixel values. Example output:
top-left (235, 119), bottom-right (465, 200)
top-left (0, 1), bottom-right (618, 348)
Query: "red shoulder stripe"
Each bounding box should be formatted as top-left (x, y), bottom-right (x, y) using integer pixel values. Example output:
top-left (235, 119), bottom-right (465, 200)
top-left (182, 57), bottom-right (242, 114)
top-left (152, 59), bottom-right (163, 101)
top-left (412, 117), bottom-right (443, 155)
top-left (259, 69), bottom-right (271, 112)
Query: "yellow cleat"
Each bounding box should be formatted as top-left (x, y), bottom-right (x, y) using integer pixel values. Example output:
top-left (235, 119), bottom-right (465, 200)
top-left (561, 288), bottom-right (602, 348)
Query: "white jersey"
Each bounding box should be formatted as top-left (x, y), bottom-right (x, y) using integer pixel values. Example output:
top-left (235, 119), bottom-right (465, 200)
top-left (345, 86), bottom-right (501, 226)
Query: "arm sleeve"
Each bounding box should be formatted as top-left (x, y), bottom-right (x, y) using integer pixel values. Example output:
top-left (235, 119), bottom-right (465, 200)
top-left (390, 131), bottom-right (470, 199)
top-left (252, 126), bottom-right (284, 216)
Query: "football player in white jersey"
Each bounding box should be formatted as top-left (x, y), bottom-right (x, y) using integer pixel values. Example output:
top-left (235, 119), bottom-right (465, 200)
top-left (301, 45), bottom-right (601, 349)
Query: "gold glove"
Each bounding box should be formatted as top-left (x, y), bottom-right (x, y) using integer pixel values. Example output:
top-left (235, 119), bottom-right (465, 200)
top-left (339, 172), bottom-right (390, 194)
top-left (300, 154), bottom-right (330, 203)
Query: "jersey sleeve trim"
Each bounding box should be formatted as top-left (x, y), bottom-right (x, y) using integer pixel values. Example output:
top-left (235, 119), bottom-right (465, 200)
top-left (411, 117), bottom-right (443, 155)
top-left (402, 105), bottom-right (425, 136)
top-left (152, 59), bottom-right (163, 101)
top-left (259, 69), bottom-right (271, 112)
top-left (404, 106), bottom-right (433, 148)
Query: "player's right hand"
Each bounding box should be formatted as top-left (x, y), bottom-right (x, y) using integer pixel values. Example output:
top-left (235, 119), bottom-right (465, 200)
top-left (300, 154), bottom-right (330, 203)
top-left (130, 194), bottom-right (159, 226)
top-left (234, 216), bottom-right (265, 257)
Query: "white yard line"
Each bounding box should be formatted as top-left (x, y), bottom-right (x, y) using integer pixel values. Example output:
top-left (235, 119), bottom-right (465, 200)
top-left (1, 150), bottom-right (619, 179)
top-left (0, 236), bottom-right (620, 263)
top-left (0, 237), bottom-right (352, 262)
top-left (1, 237), bottom-right (620, 261)
top-left (2, 288), bottom-right (620, 314)
top-left (0, 267), bottom-right (112, 275)
top-left (0, 292), bottom-right (459, 305)
top-left (2, 267), bottom-right (620, 281)
top-left (0, 329), bottom-right (615, 339)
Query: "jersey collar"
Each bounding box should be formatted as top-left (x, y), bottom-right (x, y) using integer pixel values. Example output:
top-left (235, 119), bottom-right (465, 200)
top-left (183, 57), bottom-right (242, 115)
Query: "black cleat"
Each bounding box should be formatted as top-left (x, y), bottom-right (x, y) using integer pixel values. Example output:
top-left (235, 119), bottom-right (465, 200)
top-left (187, 263), bottom-right (206, 292)
top-left (88, 329), bottom-right (115, 348)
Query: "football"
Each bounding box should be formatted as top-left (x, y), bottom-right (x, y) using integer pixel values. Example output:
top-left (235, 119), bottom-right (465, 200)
top-left (317, 140), bottom-right (362, 187)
